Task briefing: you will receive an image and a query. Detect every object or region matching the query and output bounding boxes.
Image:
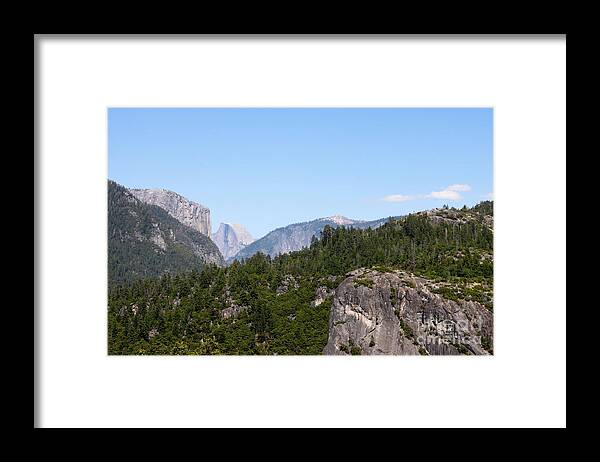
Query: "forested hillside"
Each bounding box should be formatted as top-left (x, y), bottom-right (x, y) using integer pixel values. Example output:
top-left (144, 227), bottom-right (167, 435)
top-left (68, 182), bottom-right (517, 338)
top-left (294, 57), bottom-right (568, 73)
top-left (108, 202), bottom-right (493, 355)
top-left (108, 180), bottom-right (223, 286)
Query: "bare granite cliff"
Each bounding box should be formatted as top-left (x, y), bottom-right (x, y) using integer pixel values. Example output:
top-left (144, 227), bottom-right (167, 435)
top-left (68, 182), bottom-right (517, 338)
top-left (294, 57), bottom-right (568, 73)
top-left (323, 269), bottom-right (493, 355)
top-left (129, 188), bottom-right (211, 237)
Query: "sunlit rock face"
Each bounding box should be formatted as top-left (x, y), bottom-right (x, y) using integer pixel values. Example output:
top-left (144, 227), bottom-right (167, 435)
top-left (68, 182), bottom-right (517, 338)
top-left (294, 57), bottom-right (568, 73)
top-left (129, 188), bottom-right (212, 237)
top-left (323, 269), bottom-right (493, 356)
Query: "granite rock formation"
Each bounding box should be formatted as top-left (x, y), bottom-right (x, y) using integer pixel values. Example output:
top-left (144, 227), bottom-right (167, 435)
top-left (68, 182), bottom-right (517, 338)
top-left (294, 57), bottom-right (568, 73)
top-left (212, 223), bottom-right (254, 260)
top-left (323, 268), bottom-right (493, 355)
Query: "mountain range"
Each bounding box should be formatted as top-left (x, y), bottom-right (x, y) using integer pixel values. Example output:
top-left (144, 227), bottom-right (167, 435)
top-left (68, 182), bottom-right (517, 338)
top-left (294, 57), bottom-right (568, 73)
top-left (231, 215), bottom-right (393, 262)
top-left (108, 180), bottom-right (402, 282)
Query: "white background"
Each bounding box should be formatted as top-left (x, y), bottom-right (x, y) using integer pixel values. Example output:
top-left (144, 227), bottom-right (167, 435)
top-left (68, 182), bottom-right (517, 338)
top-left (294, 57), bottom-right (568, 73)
top-left (36, 36), bottom-right (566, 428)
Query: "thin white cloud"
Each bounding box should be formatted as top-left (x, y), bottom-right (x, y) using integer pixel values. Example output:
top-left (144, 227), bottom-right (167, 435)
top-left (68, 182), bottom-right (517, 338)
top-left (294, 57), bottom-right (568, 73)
top-left (426, 183), bottom-right (472, 201)
top-left (481, 192), bottom-right (494, 200)
top-left (382, 194), bottom-right (414, 202)
top-left (381, 183), bottom-right (472, 203)
top-left (427, 189), bottom-right (462, 200)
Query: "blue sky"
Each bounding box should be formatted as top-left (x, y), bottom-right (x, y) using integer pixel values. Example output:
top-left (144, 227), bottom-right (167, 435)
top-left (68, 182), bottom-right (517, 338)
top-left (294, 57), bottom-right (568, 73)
top-left (109, 108), bottom-right (493, 239)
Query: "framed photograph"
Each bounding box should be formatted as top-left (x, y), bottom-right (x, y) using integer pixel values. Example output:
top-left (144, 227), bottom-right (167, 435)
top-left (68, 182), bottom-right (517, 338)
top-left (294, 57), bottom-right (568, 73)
top-left (35, 35), bottom-right (566, 428)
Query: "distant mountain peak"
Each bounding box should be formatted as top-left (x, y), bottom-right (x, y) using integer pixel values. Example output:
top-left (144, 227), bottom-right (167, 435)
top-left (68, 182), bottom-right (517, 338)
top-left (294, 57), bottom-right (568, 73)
top-left (322, 215), bottom-right (359, 225)
top-left (222, 222), bottom-right (251, 235)
top-left (212, 222), bottom-right (254, 260)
